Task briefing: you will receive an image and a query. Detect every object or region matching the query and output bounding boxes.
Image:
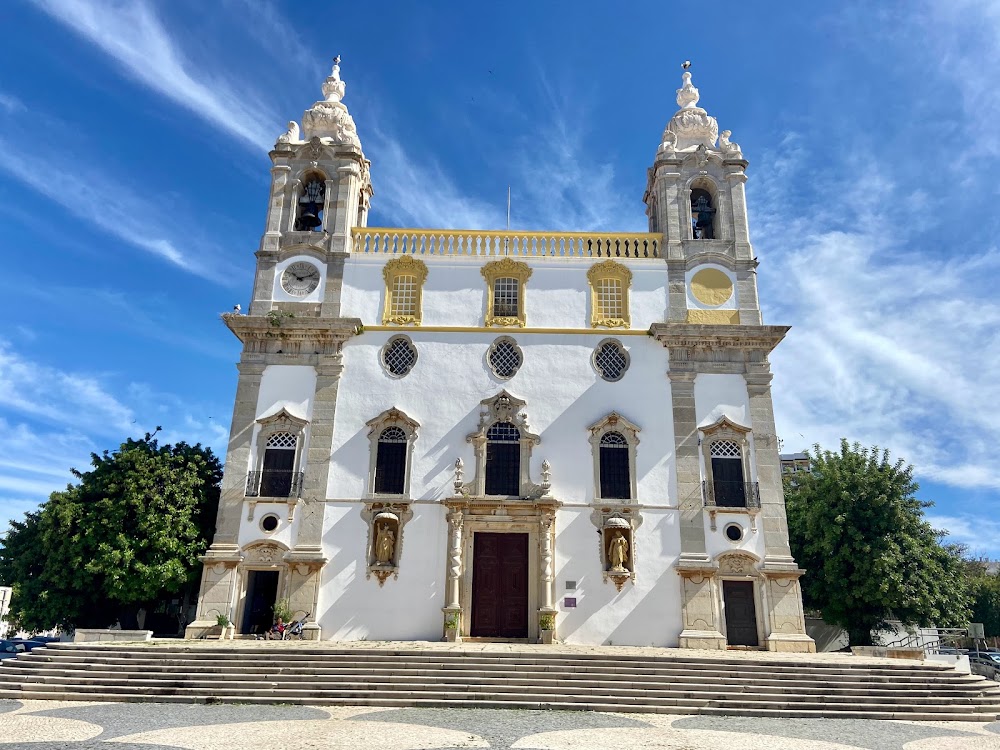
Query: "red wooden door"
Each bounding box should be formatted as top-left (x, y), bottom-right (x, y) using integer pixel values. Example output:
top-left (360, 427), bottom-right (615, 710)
top-left (471, 533), bottom-right (528, 638)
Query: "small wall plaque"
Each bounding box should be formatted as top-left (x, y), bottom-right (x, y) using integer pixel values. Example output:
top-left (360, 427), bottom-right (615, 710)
top-left (565, 580), bottom-right (577, 590)
top-left (564, 597), bottom-right (577, 608)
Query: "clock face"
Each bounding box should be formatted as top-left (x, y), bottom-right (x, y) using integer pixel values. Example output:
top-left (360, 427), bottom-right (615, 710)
top-left (281, 261), bottom-right (321, 297)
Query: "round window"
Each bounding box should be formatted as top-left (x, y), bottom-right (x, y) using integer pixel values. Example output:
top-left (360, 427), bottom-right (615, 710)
top-left (381, 336), bottom-right (417, 377)
top-left (593, 339), bottom-right (629, 382)
top-left (724, 523), bottom-right (744, 542)
top-left (488, 337), bottom-right (523, 379)
top-left (260, 514), bottom-right (280, 533)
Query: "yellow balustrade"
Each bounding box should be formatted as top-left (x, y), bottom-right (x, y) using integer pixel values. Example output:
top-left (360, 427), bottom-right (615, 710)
top-left (352, 228), bottom-right (661, 259)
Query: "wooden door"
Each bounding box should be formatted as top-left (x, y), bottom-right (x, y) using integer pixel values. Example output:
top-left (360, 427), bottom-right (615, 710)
top-left (471, 533), bottom-right (528, 638)
top-left (723, 580), bottom-right (759, 647)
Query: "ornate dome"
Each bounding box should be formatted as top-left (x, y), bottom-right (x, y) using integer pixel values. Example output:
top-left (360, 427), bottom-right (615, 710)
top-left (659, 70), bottom-right (719, 153)
top-left (301, 56), bottom-right (362, 148)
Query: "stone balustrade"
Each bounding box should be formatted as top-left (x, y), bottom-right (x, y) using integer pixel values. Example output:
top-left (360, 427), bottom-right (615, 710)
top-left (353, 228), bottom-right (661, 259)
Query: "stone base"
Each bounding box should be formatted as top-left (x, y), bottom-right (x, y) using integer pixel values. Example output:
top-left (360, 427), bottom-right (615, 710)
top-left (75, 629), bottom-right (152, 643)
top-left (184, 621), bottom-right (222, 640)
top-left (299, 622), bottom-right (322, 641)
top-left (767, 633), bottom-right (816, 653)
top-left (679, 629), bottom-right (727, 650)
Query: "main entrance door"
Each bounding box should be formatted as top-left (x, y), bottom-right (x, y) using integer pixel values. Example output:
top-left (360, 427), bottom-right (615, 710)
top-left (471, 532), bottom-right (528, 638)
top-left (722, 580), bottom-right (759, 647)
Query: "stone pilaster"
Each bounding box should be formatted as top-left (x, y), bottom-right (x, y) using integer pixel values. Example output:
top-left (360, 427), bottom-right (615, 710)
top-left (539, 513), bottom-right (555, 612)
top-left (321, 253), bottom-right (346, 318)
top-left (210, 360), bottom-right (266, 550)
top-left (669, 369), bottom-right (726, 649)
top-left (249, 253), bottom-right (278, 317)
top-left (295, 354), bottom-right (344, 556)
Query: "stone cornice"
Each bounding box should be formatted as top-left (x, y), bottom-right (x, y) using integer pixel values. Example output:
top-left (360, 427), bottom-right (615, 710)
top-left (223, 313), bottom-right (360, 355)
top-left (648, 323), bottom-right (789, 354)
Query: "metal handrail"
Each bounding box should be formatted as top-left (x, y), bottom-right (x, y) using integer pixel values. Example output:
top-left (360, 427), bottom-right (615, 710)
top-left (703, 480), bottom-right (761, 510)
top-left (245, 470), bottom-right (304, 498)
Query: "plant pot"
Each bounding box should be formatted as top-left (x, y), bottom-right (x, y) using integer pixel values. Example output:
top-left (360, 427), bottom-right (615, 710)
top-left (444, 627), bottom-right (460, 643)
top-left (540, 629), bottom-right (555, 644)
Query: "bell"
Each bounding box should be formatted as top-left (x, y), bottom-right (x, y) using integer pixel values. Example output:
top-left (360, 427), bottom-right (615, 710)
top-left (295, 209), bottom-right (321, 231)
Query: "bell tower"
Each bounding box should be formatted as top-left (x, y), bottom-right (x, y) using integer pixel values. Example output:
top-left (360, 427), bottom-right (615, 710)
top-left (643, 65), bottom-right (760, 325)
top-left (249, 56), bottom-right (373, 317)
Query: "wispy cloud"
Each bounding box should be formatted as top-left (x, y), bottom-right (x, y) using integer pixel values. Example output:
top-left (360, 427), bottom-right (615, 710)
top-left (0, 341), bottom-right (135, 434)
top-left (0, 93), bottom-right (25, 114)
top-left (28, 0), bottom-right (277, 151)
top-left (0, 136), bottom-right (235, 280)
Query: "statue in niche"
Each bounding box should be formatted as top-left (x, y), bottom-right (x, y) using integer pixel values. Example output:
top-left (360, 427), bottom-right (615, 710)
top-left (608, 531), bottom-right (629, 572)
top-left (294, 178), bottom-right (325, 231)
top-left (691, 192), bottom-right (716, 239)
top-left (375, 524), bottom-right (396, 566)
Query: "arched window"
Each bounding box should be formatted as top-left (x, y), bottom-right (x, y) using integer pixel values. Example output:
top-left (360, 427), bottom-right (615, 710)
top-left (261, 431), bottom-right (297, 497)
top-left (710, 439), bottom-right (746, 507)
top-left (365, 408), bottom-right (419, 498)
top-left (485, 421), bottom-right (521, 496)
top-left (493, 277), bottom-right (519, 318)
top-left (599, 432), bottom-right (630, 500)
top-left (294, 175), bottom-right (326, 231)
top-left (374, 426), bottom-right (407, 494)
top-left (588, 412), bottom-right (640, 501)
top-left (690, 187), bottom-right (716, 239)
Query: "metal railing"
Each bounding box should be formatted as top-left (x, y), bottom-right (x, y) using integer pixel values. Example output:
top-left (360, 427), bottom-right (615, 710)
top-left (352, 227), bottom-right (661, 259)
top-left (245, 470), bottom-right (304, 498)
top-left (702, 480), bottom-right (761, 509)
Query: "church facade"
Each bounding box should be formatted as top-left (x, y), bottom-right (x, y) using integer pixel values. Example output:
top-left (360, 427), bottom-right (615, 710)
top-left (186, 59), bottom-right (815, 651)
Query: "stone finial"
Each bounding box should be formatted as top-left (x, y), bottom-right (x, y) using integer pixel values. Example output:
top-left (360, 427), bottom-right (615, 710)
top-left (676, 71), bottom-right (700, 109)
top-left (302, 54), bottom-right (361, 147)
top-left (453, 458), bottom-right (465, 494)
top-left (322, 56), bottom-right (347, 103)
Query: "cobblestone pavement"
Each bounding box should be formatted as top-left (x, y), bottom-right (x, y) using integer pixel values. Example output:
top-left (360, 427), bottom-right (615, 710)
top-left (3, 700), bottom-right (1000, 750)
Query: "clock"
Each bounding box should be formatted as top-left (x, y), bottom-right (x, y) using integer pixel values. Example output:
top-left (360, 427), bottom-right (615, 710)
top-left (280, 261), bottom-right (321, 297)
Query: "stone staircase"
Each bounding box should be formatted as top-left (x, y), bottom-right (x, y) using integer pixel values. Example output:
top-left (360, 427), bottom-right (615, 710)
top-left (1, 643), bottom-right (999, 721)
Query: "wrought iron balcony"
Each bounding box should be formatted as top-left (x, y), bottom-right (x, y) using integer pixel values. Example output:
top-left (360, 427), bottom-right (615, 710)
top-left (246, 470), bottom-right (304, 499)
top-left (702, 480), bottom-right (761, 510)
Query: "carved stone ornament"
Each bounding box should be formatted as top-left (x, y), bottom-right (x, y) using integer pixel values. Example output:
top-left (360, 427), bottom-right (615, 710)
top-left (277, 120), bottom-right (301, 145)
top-left (246, 543), bottom-right (282, 564)
top-left (361, 503), bottom-right (413, 586)
top-left (663, 71), bottom-right (719, 151)
top-left (590, 506), bottom-right (643, 591)
top-left (301, 57), bottom-right (362, 147)
top-left (718, 552), bottom-right (758, 576)
top-left (719, 129), bottom-right (742, 157)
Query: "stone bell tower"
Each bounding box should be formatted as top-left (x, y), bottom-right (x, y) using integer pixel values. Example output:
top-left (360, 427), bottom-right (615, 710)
top-left (187, 59), bottom-right (367, 640)
top-left (645, 66), bottom-right (814, 652)
top-left (643, 66), bottom-right (761, 326)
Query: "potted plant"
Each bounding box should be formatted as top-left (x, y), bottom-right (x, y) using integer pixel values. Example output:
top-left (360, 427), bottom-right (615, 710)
top-left (539, 612), bottom-right (556, 644)
top-left (215, 613), bottom-right (231, 641)
top-left (443, 612), bottom-right (460, 642)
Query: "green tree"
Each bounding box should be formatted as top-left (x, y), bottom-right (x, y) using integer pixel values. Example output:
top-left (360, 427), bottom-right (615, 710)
top-left (0, 431), bottom-right (221, 632)
top-left (785, 440), bottom-right (971, 646)
top-left (966, 560), bottom-right (1000, 638)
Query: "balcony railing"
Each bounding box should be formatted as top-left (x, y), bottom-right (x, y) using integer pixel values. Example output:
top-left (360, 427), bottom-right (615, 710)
top-left (702, 480), bottom-right (761, 510)
top-left (246, 470), bottom-right (304, 499)
top-left (353, 228), bottom-right (661, 259)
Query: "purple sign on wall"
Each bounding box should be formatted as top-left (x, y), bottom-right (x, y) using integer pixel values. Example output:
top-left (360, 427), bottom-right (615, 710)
top-left (563, 597), bottom-right (577, 608)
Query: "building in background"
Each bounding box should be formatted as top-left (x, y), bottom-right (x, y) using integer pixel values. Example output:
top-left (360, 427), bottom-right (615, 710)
top-left (780, 453), bottom-right (811, 476)
top-left (186, 60), bottom-right (814, 651)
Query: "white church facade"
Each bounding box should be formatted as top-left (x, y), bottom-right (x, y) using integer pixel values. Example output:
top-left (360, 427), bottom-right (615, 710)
top-left (187, 59), bottom-right (815, 651)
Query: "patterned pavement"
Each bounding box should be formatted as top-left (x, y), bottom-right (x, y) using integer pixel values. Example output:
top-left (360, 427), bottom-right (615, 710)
top-left (4, 700), bottom-right (1000, 749)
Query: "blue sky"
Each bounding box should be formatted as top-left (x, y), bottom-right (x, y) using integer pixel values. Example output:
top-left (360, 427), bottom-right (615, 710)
top-left (1, 1), bottom-right (999, 555)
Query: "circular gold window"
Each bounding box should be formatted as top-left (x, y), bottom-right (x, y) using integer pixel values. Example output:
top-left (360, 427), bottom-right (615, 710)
top-left (690, 268), bottom-right (734, 306)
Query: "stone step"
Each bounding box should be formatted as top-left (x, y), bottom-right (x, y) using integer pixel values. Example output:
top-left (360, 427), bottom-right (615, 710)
top-left (1, 682), bottom-right (995, 719)
top-left (2, 644), bottom-right (996, 721)
top-left (15, 652), bottom-right (979, 684)
top-left (9, 676), bottom-right (998, 707)
top-left (4, 667), bottom-right (995, 700)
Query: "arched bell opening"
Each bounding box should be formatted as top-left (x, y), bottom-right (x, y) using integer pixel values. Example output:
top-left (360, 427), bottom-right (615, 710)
top-left (294, 171), bottom-right (327, 231)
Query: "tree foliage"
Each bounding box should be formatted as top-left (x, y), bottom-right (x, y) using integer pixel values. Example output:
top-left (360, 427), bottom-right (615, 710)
top-left (785, 439), bottom-right (971, 646)
top-left (0, 432), bottom-right (221, 631)
top-left (966, 560), bottom-right (1000, 638)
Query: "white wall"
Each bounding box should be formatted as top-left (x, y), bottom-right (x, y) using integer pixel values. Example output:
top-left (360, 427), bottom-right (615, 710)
top-left (340, 256), bottom-right (669, 330)
top-left (316, 502), bottom-right (447, 640)
top-left (330, 331), bottom-right (674, 505)
top-left (555, 508), bottom-right (682, 646)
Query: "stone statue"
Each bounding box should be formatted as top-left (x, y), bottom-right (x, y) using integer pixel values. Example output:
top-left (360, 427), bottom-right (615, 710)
top-left (277, 120), bottom-right (300, 144)
top-left (609, 531), bottom-right (629, 572)
top-left (719, 129), bottom-right (741, 156)
top-left (375, 525), bottom-right (395, 566)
